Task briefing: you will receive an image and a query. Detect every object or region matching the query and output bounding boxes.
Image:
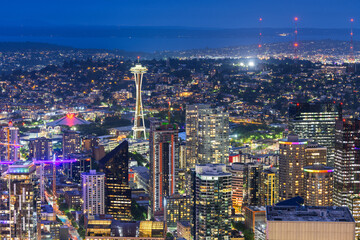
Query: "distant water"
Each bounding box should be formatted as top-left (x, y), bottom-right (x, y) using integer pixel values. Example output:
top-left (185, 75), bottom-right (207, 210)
top-left (0, 27), bottom-right (353, 52)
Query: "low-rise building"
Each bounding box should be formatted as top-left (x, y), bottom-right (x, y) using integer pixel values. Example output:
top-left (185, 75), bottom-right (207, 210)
top-left (266, 205), bottom-right (355, 240)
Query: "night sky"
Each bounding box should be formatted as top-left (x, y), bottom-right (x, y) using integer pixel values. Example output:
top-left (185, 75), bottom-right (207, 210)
top-left (1, 0), bottom-right (359, 29)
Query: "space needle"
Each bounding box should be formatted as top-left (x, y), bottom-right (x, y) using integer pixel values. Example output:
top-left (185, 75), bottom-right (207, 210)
top-left (130, 57), bottom-right (147, 139)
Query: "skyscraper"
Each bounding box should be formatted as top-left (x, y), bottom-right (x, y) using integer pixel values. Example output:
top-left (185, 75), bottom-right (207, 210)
top-left (334, 117), bottom-right (360, 237)
top-left (29, 137), bottom-right (52, 160)
top-left (244, 162), bottom-right (263, 206)
top-left (194, 164), bottom-right (232, 240)
top-left (81, 170), bottom-right (105, 216)
top-left (62, 130), bottom-right (81, 158)
top-left (164, 194), bottom-right (192, 228)
top-left (279, 134), bottom-right (308, 201)
top-left (305, 142), bottom-right (327, 166)
top-left (1, 161), bottom-right (40, 239)
top-left (304, 164), bottom-right (333, 206)
top-left (186, 104), bottom-right (229, 167)
top-left (130, 62), bottom-right (147, 139)
top-left (261, 168), bottom-right (279, 206)
top-left (228, 163), bottom-right (245, 214)
top-left (149, 119), bottom-right (179, 217)
top-left (0, 121), bottom-right (20, 161)
top-left (98, 141), bottom-right (131, 220)
top-left (334, 118), bottom-right (360, 207)
top-left (289, 102), bottom-right (341, 166)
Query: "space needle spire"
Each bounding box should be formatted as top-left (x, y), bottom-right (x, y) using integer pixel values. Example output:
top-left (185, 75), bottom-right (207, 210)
top-left (130, 57), bottom-right (147, 139)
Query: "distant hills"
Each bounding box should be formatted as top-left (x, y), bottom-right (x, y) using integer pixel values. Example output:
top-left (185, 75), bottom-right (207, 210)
top-left (0, 39), bottom-right (356, 60)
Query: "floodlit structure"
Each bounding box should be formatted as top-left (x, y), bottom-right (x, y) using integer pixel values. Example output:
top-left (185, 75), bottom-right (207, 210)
top-left (130, 62), bottom-right (147, 139)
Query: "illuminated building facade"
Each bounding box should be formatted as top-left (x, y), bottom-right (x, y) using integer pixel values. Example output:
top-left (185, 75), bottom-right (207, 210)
top-left (289, 102), bottom-right (341, 167)
top-left (98, 141), bottom-right (131, 220)
top-left (29, 137), bottom-right (52, 160)
top-left (305, 142), bottom-right (327, 166)
top-left (149, 119), bottom-right (179, 216)
top-left (279, 134), bottom-right (308, 201)
top-left (303, 164), bottom-right (333, 206)
top-left (0, 122), bottom-right (20, 161)
top-left (62, 130), bottom-right (81, 158)
top-left (85, 219), bottom-right (166, 239)
top-left (194, 164), bottom-right (232, 240)
top-left (1, 161), bottom-right (40, 239)
top-left (261, 168), bottom-right (279, 206)
top-left (130, 63), bottom-right (147, 139)
top-left (186, 104), bottom-right (229, 168)
top-left (82, 170), bottom-right (105, 216)
top-left (244, 162), bottom-right (263, 206)
top-left (334, 118), bottom-right (360, 238)
top-left (164, 194), bottom-right (192, 228)
top-left (228, 163), bottom-right (245, 213)
top-left (177, 221), bottom-right (191, 240)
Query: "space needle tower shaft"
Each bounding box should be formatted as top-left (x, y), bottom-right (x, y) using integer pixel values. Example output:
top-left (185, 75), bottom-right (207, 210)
top-left (130, 59), bottom-right (147, 139)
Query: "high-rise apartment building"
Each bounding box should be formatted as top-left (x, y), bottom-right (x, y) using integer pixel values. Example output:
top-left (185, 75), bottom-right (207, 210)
top-left (0, 122), bottom-right (20, 161)
top-left (164, 194), bottom-right (192, 228)
top-left (244, 162), bottom-right (263, 206)
top-left (186, 104), bottom-right (229, 168)
top-left (334, 118), bottom-right (360, 238)
top-left (149, 119), bottom-right (179, 216)
top-left (305, 142), bottom-right (327, 166)
top-left (29, 137), bottom-right (52, 160)
top-left (98, 141), bottom-right (131, 220)
top-left (194, 164), bottom-right (232, 240)
top-left (1, 161), bottom-right (40, 239)
top-left (82, 170), bottom-right (105, 216)
top-left (303, 164), bottom-right (333, 206)
top-left (228, 163), bottom-right (246, 214)
top-left (261, 168), bottom-right (279, 206)
top-left (279, 134), bottom-right (308, 201)
top-left (289, 102), bottom-right (341, 166)
top-left (62, 130), bottom-right (81, 158)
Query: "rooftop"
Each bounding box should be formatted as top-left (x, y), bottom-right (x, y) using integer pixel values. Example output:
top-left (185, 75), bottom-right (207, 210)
top-left (47, 113), bottom-right (90, 127)
top-left (196, 164), bottom-right (231, 177)
top-left (266, 206), bottom-right (354, 223)
top-left (304, 164), bottom-right (334, 173)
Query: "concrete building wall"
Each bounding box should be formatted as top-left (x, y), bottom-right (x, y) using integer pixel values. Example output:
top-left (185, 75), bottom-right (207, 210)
top-left (267, 221), bottom-right (355, 240)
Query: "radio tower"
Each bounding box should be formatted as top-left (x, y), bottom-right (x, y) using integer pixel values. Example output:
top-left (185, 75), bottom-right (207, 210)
top-left (130, 57), bottom-right (147, 139)
top-left (258, 17), bottom-right (263, 57)
top-left (294, 17), bottom-right (299, 59)
top-left (350, 18), bottom-right (355, 64)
